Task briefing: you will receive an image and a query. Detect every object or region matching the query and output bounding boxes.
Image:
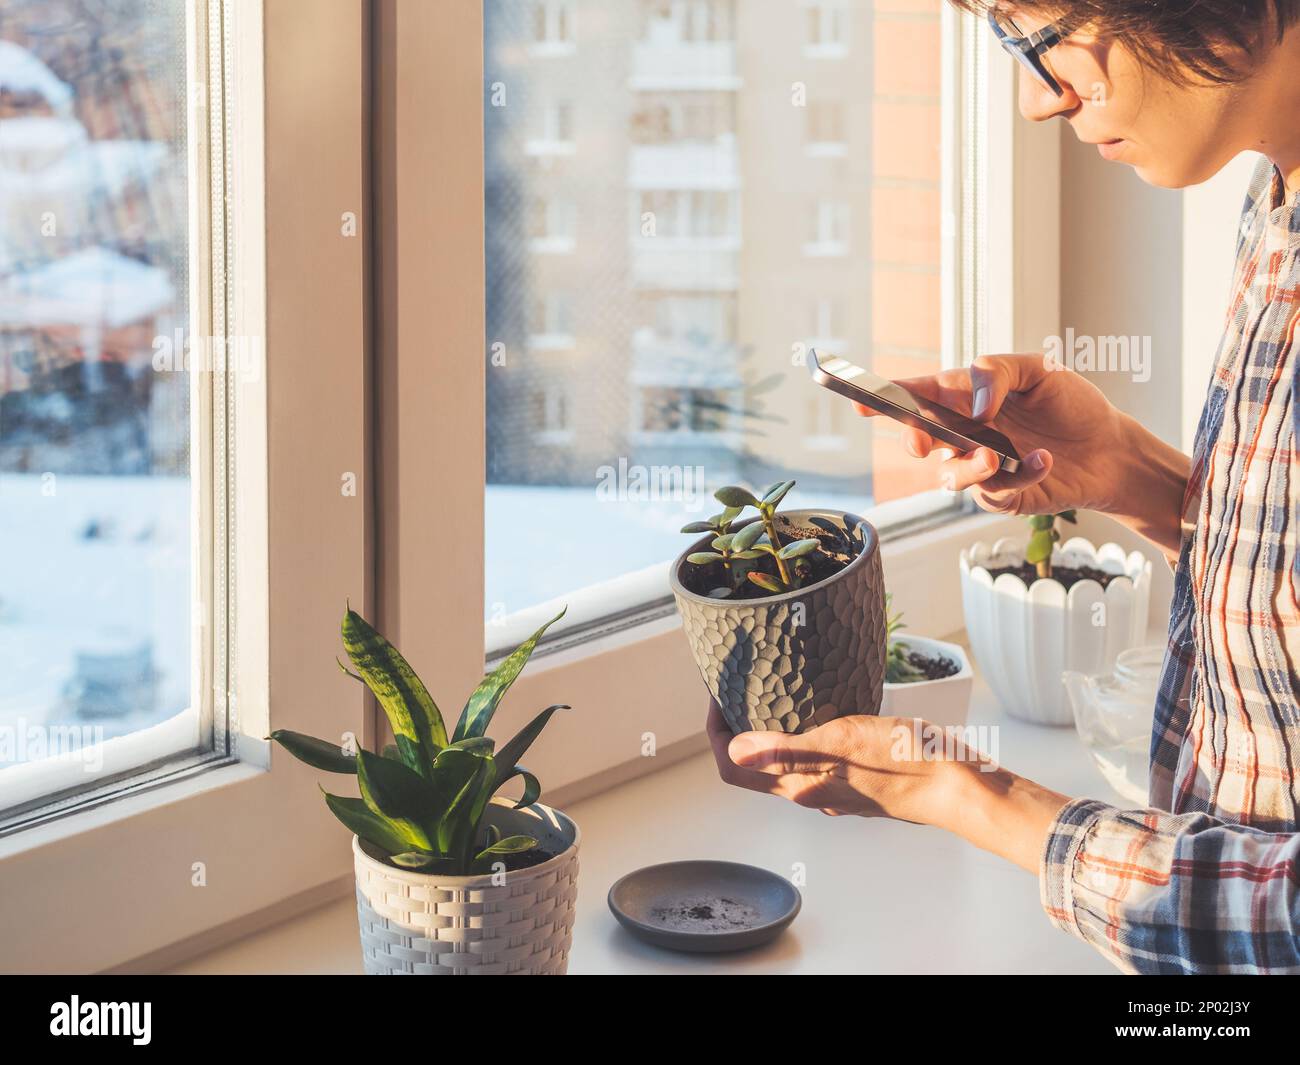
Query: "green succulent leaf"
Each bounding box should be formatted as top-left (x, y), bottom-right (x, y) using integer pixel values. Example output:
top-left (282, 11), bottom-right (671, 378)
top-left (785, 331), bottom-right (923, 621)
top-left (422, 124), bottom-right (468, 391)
top-left (711, 534), bottom-right (734, 551)
top-left (494, 704), bottom-right (568, 783)
top-left (731, 548), bottom-right (765, 560)
top-left (680, 520), bottom-right (715, 534)
top-left (1025, 529), bottom-right (1055, 565)
top-left (747, 571), bottom-right (786, 594)
top-left (492, 765), bottom-right (541, 809)
top-left (687, 551), bottom-right (724, 565)
top-left (471, 835), bottom-right (539, 874)
top-left (321, 791), bottom-right (411, 855)
top-left (453, 608), bottom-right (566, 741)
top-left (777, 537), bottom-right (820, 560)
top-left (714, 485), bottom-right (759, 508)
top-left (731, 521), bottom-right (765, 551)
top-left (269, 729), bottom-right (357, 774)
top-left (717, 505), bottom-right (744, 528)
top-left (1058, 509), bottom-right (1078, 523)
top-left (761, 479), bottom-right (795, 507)
top-left (341, 608), bottom-right (447, 774)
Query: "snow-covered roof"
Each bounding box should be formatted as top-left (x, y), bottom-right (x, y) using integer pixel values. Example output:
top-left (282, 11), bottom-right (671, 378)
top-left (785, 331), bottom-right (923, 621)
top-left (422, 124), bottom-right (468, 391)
top-left (0, 41), bottom-right (73, 115)
top-left (0, 246), bottom-right (174, 329)
top-left (0, 117), bottom-right (166, 196)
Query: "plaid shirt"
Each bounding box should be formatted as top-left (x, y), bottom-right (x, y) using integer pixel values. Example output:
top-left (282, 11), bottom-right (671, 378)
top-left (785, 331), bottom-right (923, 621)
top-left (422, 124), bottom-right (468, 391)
top-left (1041, 157), bottom-right (1300, 974)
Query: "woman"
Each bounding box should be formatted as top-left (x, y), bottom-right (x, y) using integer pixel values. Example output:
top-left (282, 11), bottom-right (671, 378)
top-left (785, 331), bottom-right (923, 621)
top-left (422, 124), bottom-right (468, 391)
top-left (710, 1), bottom-right (1300, 974)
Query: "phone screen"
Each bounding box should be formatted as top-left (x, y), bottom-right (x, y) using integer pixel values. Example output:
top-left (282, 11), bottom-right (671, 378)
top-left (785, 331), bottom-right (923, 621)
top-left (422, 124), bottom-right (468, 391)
top-left (809, 352), bottom-right (1021, 468)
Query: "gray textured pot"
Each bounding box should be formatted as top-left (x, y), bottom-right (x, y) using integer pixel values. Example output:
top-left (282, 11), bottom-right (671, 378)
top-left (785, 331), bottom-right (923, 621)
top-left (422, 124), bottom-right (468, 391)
top-left (671, 509), bottom-right (887, 735)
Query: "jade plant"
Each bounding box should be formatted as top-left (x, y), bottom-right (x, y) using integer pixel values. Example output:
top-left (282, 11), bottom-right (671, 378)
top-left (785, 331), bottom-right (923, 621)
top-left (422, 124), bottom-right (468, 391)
top-left (270, 606), bottom-right (568, 875)
top-left (680, 480), bottom-right (824, 598)
top-left (1025, 510), bottom-right (1078, 580)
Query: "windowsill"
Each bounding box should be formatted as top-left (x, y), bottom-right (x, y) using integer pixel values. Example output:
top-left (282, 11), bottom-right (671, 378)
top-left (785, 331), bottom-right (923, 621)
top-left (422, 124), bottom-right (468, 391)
top-left (165, 637), bottom-right (1125, 975)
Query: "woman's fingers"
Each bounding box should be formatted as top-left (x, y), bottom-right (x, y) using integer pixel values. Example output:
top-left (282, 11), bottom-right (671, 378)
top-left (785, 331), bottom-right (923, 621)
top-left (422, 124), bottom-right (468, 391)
top-left (707, 700), bottom-right (778, 793)
top-left (937, 446), bottom-right (1053, 503)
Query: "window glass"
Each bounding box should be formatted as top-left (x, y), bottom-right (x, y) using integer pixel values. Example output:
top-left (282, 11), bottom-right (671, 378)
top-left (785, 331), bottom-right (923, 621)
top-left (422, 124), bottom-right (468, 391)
top-left (485, 0), bottom-right (951, 625)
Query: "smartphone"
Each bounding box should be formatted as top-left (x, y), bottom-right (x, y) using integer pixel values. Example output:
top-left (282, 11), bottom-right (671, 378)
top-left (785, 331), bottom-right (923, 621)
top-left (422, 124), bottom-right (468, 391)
top-left (805, 349), bottom-right (1021, 473)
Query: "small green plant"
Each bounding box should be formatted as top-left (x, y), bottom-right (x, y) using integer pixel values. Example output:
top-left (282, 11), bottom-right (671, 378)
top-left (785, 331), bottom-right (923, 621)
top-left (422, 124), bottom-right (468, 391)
top-left (270, 606), bottom-right (568, 876)
top-left (1025, 510), bottom-right (1077, 580)
top-left (885, 594), bottom-right (925, 684)
top-left (680, 481), bottom-right (824, 598)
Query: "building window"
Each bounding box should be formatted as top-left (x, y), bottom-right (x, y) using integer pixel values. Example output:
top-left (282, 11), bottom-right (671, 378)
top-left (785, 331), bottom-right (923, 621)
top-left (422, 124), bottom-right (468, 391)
top-left (804, 199), bottom-right (850, 256)
top-left (528, 195), bottom-right (576, 252)
top-left (532, 0), bottom-right (576, 54)
top-left (532, 385), bottom-right (573, 444)
top-left (805, 99), bottom-right (846, 155)
top-left (526, 100), bottom-right (576, 156)
top-left (805, 1), bottom-right (849, 57)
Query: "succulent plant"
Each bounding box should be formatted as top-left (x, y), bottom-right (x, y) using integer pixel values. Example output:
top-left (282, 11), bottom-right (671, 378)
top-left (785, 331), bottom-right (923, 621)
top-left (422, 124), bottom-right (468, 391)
top-left (270, 606), bottom-right (568, 876)
top-left (680, 480), bottom-right (824, 598)
top-left (884, 593), bottom-right (925, 684)
top-left (1025, 510), bottom-right (1077, 580)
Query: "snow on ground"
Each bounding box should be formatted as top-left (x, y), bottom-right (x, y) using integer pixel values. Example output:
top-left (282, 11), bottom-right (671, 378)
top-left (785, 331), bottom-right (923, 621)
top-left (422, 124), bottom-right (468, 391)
top-left (0, 473), bottom-right (873, 768)
top-left (0, 472), bottom-right (189, 764)
top-left (484, 482), bottom-right (872, 619)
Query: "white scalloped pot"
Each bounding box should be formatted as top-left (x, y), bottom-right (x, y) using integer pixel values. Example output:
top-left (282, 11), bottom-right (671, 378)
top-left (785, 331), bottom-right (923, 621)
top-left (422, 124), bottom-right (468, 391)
top-left (881, 635), bottom-right (974, 727)
top-left (959, 536), bottom-right (1152, 726)
top-left (352, 799), bottom-right (579, 975)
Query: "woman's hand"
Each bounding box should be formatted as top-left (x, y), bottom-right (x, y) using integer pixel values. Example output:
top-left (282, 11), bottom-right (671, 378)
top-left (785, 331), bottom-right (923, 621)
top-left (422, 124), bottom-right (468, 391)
top-left (706, 700), bottom-right (961, 823)
top-left (706, 701), bottom-right (1072, 873)
top-left (858, 354), bottom-right (1129, 517)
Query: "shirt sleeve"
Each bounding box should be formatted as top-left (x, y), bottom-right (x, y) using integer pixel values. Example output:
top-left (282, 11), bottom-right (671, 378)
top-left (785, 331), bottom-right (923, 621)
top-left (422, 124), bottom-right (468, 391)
top-left (1041, 798), bottom-right (1300, 974)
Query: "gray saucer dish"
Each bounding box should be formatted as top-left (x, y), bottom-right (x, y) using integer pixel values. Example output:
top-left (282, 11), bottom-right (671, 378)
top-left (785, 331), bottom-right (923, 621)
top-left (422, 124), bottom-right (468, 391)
top-left (608, 860), bottom-right (802, 953)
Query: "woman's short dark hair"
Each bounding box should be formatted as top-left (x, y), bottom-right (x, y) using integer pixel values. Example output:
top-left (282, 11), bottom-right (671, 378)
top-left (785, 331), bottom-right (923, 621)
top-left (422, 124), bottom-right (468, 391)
top-left (952, 1), bottom-right (1299, 84)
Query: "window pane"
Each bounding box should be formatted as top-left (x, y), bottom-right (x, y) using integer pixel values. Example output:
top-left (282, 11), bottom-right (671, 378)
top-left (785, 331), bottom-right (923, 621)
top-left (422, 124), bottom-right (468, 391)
top-left (485, 0), bottom-right (953, 625)
top-left (0, 2), bottom-right (197, 809)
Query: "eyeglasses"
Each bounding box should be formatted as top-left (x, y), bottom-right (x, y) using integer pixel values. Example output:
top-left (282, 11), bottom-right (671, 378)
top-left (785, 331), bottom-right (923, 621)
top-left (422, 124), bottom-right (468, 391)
top-left (987, 9), bottom-right (1077, 97)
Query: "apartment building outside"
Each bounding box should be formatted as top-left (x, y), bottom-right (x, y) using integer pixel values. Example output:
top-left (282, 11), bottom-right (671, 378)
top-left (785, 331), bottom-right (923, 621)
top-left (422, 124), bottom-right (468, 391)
top-left (485, 0), bottom-right (946, 502)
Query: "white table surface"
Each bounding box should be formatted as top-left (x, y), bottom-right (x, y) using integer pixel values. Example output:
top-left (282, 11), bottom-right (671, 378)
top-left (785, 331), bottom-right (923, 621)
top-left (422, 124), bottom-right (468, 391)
top-left (170, 665), bottom-right (1127, 975)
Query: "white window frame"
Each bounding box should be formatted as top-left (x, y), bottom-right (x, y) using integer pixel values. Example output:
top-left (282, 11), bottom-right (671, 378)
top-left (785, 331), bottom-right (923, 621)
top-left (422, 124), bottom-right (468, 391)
top-left (803, 198), bottom-right (851, 257)
top-left (0, 0), bottom-right (373, 973)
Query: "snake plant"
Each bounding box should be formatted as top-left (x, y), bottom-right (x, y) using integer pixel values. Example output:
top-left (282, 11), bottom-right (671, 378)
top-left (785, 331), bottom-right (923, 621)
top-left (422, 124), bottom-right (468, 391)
top-left (271, 606), bottom-right (568, 875)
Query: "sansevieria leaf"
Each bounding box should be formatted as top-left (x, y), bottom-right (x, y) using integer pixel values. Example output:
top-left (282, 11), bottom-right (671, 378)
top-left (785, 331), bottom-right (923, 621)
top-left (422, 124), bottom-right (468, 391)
top-left (269, 729), bottom-right (357, 773)
top-left (341, 608), bottom-right (447, 775)
top-left (321, 790), bottom-right (411, 855)
top-left (452, 608), bottom-right (566, 741)
top-left (494, 704), bottom-right (568, 782)
top-left (491, 765), bottom-right (541, 809)
top-left (436, 751), bottom-right (495, 863)
top-left (356, 751), bottom-right (435, 851)
top-left (471, 835), bottom-right (538, 873)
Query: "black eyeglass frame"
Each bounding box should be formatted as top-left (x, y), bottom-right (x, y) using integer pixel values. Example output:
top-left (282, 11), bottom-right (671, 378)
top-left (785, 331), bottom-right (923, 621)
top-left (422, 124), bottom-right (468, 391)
top-left (987, 10), bottom-right (1077, 97)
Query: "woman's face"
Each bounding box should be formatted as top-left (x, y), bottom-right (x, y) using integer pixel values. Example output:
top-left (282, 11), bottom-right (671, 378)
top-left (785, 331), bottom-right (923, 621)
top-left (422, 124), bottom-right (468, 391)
top-left (1003, 6), bottom-right (1249, 188)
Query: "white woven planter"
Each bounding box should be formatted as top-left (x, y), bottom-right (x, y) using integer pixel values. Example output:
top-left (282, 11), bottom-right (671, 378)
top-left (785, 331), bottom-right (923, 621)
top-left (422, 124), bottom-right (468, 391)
top-left (881, 635), bottom-right (974, 727)
top-left (353, 799), bottom-right (579, 975)
top-left (960, 536), bottom-right (1151, 726)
